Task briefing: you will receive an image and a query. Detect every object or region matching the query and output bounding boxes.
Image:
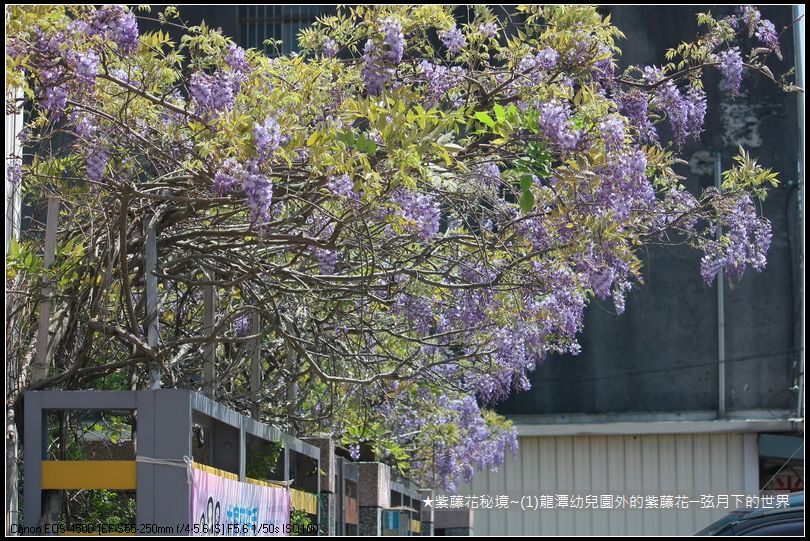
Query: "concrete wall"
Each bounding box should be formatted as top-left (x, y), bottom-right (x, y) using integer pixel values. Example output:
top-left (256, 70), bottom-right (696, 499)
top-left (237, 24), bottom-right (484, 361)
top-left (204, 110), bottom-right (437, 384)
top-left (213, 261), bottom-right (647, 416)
top-left (459, 431), bottom-right (761, 536)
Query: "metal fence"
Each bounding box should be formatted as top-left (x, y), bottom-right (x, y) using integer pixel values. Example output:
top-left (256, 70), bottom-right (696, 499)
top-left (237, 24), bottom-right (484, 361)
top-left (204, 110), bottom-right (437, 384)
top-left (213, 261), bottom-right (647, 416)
top-left (23, 390), bottom-right (320, 532)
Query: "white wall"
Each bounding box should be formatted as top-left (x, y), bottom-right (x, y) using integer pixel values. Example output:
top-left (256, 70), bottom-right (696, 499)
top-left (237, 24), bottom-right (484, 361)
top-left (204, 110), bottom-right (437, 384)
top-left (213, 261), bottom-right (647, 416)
top-left (460, 432), bottom-right (760, 536)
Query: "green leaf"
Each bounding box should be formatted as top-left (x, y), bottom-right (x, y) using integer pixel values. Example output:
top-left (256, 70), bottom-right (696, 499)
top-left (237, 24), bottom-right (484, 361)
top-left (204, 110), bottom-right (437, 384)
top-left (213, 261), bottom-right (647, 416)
top-left (337, 130), bottom-right (355, 146)
top-left (9, 237), bottom-right (20, 260)
top-left (474, 111), bottom-right (495, 128)
top-left (306, 131), bottom-right (322, 146)
top-left (493, 104), bottom-right (506, 123)
top-left (519, 188), bottom-right (535, 212)
top-left (356, 133), bottom-right (378, 155)
top-left (506, 104), bottom-right (519, 123)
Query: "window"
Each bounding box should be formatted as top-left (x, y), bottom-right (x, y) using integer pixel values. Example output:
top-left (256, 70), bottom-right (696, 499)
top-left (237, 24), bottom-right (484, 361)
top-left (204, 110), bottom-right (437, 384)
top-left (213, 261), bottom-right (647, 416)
top-left (238, 6), bottom-right (336, 56)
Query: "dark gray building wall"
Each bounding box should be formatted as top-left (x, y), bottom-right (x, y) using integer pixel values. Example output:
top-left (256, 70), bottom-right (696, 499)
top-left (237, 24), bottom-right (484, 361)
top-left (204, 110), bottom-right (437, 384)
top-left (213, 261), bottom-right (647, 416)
top-left (143, 6), bottom-right (241, 43)
top-left (498, 5), bottom-right (800, 416)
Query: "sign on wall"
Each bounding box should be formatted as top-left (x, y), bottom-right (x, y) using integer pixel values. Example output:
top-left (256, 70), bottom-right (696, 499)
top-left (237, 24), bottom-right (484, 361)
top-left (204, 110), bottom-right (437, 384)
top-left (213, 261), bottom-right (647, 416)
top-left (190, 463), bottom-right (291, 536)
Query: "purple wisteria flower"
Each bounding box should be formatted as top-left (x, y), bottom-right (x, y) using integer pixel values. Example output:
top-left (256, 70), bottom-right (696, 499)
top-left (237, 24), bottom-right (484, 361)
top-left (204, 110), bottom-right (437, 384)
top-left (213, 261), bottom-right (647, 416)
top-left (479, 22), bottom-right (498, 39)
top-left (654, 82), bottom-right (706, 145)
top-left (741, 5), bottom-right (761, 30)
top-left (592, 45), bottom-right (616, 89)
top-left (33, 28), bottom-right (64, 56)
top-left (212, 157), bottom-right (244, 195)
top-left (420, 60), bottom-right (464, 106)
top-left (326, 173), bottom-right (358, 201)
top-left (700, 194), bottom-right (772, 285)
top-left (189, 71), bottom-right (239, 116)
top-left (740, 6), bottom-right (781, 58)
top-left (538, 101), bottom-right (580, 151)
top-left (592, 148), bottom-right (653, 223)
top-left (89, 5), bottom-right (139, 54)
top-left (535, 47), bottom-right (559, 70)
top-left (393, 189), bottom-right (441, 242)
top-left (243, 161), bottom-right (274, 223)
top-left (661, 187), bottom-right (700, 231)
top-left (7, 161), bottom-right (22, 188)
top-left (233, 316), bottom-right (249, 337)
top-left (754, 19), bottom-right (780, 55)
top-left (69, 49), bottom-right (100, 87)
top-left (516, 47), bottom-right (559, 88)
top-left (617, 89), bottom-right (657, 143)
top-left (439, 25), bottom-right (466, 56)
top-left (427, 396), bottom-right (518, 490)
top-left (42, 85), bottom-right (68, 119)
top-left (225, 44), bottom-right (249, 73)
top-left (360, 17), bottom-right (405, 96)
top-left (314, 247), bottom-right (339, 274)
top-left (370, 391), bottom-right (518, 491)
top-left (361, 40), bottom-right (390, 96)
top-left (565, 39), bottom-right (592, 65)
top-left (642, 65), bottom-right (664, 84)
top-left (348, 444), bottom-right (360, 461)
top-left (380, 17), bottom-right (405, 64)
top-left (685, 86), bottom-right (707, 138)
top-left (516, 213), bottom-right (550, 251)
top-left (718, 47), bottom-right (743, 95)
top-left (322, 38), bottom-right (338, 58)
top-left (38, 65), bottom-right (68, 119)
top-left (599, 116), bottom-right (625, 152)
top-left (6, 37), bottom-right (26, 62)
top-left (254, 117), bottom-right (284, 160)
top-left (70, 111), bottom-right (98, 140)
top-left (392, 291), bottom-right (434, 335)
top-left (85, 143), bottom-right (108, 183)
top-left (613, 278), bottom-right (632, 315)
top-left (477, 162), bottom-right (501, 191)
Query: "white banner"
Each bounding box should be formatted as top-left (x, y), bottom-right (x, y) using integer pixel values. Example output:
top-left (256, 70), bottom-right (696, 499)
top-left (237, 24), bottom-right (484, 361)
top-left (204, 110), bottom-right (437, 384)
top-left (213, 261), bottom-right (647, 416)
top-left (190, 464), bottom-right (291, 536)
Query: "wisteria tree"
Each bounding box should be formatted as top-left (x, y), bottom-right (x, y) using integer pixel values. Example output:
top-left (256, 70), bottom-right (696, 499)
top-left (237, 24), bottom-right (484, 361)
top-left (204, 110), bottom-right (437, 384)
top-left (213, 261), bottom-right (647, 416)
top-left (5, 5), bottom-right (797, 492)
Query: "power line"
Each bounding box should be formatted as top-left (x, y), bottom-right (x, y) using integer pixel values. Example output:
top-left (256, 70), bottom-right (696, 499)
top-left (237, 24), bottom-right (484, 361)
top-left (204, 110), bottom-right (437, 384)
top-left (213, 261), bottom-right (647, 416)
top-left (525, 347), bottom-right (804, 386)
